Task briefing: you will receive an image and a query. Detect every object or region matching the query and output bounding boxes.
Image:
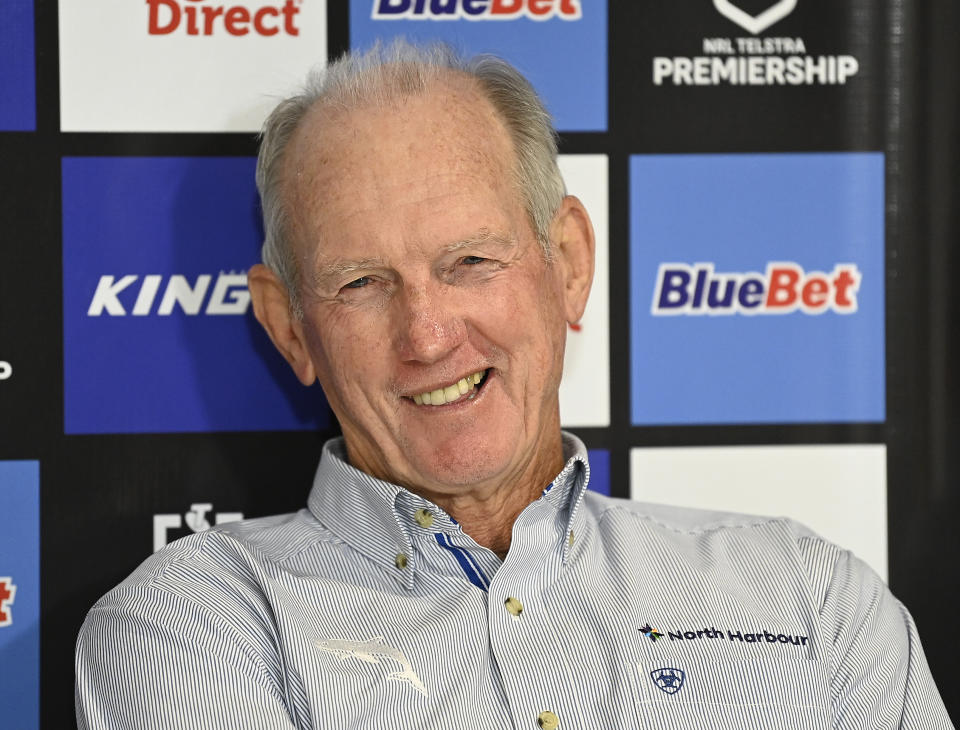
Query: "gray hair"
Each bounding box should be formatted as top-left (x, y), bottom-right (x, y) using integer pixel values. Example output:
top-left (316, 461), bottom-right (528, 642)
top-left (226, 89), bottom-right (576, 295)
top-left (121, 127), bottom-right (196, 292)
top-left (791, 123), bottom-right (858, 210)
top-left (255, 39), bottom-right (566, 317)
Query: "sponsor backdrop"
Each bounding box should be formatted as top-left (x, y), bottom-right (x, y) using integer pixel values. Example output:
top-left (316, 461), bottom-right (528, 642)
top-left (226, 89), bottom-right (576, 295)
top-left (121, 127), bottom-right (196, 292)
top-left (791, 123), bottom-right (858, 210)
top-left (0, 0), bottom-right (957, 724)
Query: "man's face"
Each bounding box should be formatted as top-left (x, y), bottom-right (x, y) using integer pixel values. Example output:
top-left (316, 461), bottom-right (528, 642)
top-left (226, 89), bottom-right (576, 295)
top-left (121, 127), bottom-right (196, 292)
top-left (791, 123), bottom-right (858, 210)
top-left (268, 77), bottom-right (590, 496)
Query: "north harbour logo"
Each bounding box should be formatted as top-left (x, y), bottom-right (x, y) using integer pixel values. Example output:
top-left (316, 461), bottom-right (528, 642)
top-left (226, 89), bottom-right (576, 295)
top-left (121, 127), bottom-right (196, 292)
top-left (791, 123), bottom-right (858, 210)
top-left (645, 623), bottom-right (810, 648)
top-left (640, 623), bottom-right (664, 642)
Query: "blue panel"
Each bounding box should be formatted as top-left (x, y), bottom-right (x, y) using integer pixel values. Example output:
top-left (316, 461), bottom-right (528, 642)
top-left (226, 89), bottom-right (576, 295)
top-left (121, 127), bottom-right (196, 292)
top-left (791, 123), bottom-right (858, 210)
top-left (62, 157), bottom-right (330, 434)
top-left (587, 448), bottom-right (610, 496)
top-left (0, 0), bottom-right (36, 130)
top-left (630, 153), bottom-right (885, 425)
top-left (350, 0), bottom-right (607, 131)
top-left (0, 461), bottom-right (40, 729)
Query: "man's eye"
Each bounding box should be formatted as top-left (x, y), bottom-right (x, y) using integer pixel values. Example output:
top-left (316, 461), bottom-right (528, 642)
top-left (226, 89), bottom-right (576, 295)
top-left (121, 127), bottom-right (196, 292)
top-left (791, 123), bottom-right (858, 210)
top-left (344, 276), bottom-right (371, 289)
top-left (461, 256), bottom-right (486, 265)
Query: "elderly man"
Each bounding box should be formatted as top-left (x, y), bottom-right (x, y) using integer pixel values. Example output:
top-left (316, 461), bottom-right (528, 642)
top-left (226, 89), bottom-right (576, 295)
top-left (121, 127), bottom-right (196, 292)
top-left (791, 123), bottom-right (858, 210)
top-left (76, 42), bottom-right (951, 729)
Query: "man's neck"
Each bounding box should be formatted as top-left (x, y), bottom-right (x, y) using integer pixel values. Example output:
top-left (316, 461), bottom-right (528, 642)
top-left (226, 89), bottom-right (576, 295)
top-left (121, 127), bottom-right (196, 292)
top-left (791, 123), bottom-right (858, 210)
top-left (410, 439), bottom-right (566, 560)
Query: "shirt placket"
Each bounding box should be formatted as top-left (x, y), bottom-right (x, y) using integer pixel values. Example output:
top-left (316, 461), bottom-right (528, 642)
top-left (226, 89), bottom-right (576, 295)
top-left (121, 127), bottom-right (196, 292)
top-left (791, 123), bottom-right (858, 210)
top-left (485, 500), bottom-right (585, 730)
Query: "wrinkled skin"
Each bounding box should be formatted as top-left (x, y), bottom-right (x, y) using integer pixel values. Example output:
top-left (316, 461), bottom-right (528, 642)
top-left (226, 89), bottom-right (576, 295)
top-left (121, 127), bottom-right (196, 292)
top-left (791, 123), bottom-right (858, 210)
top-left (249, 73), bottom-right (594, 556)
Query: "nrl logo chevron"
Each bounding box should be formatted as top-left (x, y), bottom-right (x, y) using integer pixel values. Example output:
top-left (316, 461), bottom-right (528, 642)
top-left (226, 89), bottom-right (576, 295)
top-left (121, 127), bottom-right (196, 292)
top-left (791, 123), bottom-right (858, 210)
top-left (713, 0), bottom-right (797, 35)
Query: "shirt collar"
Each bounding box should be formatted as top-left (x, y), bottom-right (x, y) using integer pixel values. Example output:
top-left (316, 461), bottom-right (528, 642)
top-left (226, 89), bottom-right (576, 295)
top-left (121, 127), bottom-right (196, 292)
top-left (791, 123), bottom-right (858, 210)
top-left (306, 432), bottom-right (592, 587)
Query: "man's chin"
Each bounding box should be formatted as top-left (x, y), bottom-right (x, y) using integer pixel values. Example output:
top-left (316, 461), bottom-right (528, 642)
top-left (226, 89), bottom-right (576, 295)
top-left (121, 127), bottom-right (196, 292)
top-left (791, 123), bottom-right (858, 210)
top-left (402, 439), bottom-right (515, 493)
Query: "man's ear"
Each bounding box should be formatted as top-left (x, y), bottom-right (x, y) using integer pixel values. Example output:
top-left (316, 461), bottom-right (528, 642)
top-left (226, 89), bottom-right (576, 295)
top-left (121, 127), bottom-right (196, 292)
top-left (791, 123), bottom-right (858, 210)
top-left (248, 264), bottom-right (317, 386)
top-left (550, 195), bottom-right (595, 325)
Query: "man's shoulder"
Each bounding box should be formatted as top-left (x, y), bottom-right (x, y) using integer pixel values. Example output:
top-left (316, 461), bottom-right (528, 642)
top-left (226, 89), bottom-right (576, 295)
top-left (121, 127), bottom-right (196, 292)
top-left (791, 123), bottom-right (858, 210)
top-left (583, 491), bottom-right (818, 537)
top-left (92, 509), bottom-right (333, 612)
top-left (581, 491), bottom-right (847, 576)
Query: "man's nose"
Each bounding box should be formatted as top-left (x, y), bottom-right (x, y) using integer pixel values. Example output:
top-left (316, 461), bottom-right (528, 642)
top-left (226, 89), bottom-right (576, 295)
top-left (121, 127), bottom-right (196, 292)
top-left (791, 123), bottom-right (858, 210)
top-left (393, 285), bottom-right (466, 363)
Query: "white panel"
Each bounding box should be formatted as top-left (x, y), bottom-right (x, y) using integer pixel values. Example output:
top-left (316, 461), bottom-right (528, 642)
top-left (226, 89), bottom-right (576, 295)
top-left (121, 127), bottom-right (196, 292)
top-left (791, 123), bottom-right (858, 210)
top-left (59, 0), bottom-right (327, 132)
top-left (558, 154), bottom-right (610, 427)
top-left (630, 444), bottom-right (888, 579)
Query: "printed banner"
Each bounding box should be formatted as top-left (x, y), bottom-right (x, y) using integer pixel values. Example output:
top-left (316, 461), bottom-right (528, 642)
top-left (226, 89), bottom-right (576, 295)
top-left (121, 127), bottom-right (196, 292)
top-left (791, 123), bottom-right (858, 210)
top-left (350, 0), bottom-right (607, 131)
top-left (0, 461), bottom-right (40, 729)
top-left (630, 152), bottom-right (885, 425)
top-left (62, 157), bottom-right (330, 434)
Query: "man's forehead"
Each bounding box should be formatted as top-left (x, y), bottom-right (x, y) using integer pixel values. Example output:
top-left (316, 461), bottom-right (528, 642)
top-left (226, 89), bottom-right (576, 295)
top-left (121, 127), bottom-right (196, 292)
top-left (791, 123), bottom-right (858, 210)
top-left (286, 73), bottom-right (513, 184)
top-left (280, 73), bottom-right (520, 255)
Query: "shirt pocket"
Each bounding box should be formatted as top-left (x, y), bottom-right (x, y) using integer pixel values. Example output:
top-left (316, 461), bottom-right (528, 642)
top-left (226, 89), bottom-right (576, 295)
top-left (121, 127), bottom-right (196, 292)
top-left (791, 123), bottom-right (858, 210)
top-left (632, 658), bottom-right (833, 729)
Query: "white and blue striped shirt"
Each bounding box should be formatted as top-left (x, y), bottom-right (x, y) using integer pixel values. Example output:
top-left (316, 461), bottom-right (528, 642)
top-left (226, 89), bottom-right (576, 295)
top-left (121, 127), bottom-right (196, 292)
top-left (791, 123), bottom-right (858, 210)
top-left (76, 434), bottom-right (952, 729)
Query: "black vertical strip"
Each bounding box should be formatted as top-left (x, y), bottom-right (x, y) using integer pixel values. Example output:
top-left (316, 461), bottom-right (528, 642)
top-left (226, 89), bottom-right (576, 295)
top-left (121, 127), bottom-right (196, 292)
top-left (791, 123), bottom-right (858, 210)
top-left (886, 0), bottom-right (960, 714)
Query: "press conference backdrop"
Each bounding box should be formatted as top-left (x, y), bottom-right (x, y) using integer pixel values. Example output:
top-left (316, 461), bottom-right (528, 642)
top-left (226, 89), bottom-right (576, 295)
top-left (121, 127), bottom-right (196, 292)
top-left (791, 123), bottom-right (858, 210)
top-left (1, 0), bottom-right (958, 725)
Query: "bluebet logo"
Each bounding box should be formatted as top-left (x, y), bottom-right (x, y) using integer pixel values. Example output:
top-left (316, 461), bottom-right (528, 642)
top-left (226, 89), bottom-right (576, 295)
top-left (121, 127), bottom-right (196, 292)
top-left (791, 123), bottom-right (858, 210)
top-left (630, 152), bottom-right (885, 425)
top-left (652, 262), bottom-right (861, 315)
top-left (0, 578), bottom-right (15, 627)
top-left (351, 0), bottom-right (606, 131)
top-left (370, 0), bottom-right (581, 20)
top-left (87, 273), bottom-right (249, 316)
top-left (62, 156), bottom-right (329, 434)
top-left (0, 461), bottom-right (39, 728)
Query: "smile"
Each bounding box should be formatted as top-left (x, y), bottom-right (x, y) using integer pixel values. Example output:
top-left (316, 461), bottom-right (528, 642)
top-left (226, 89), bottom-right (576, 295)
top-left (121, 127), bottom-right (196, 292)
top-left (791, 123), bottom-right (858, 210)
top-left (410, 370), bottom-right (488, 406)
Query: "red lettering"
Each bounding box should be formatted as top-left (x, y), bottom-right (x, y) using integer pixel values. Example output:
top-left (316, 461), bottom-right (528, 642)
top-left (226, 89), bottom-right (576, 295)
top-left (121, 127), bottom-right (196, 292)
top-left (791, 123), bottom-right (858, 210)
top-left (147, 0), bottom-right (180, 34)
top-left (203, 5), bottom-right (224, 34)
top-left (281, 0), bottom-right (300, 35)
top-left (254, 6), bottom-right (280, 34)
top-left (765, 266), bottom-right (799, 308)
top-left (224, 5), bottom-right (250, 34)
top-left (801, 276), bottom-right (829, 309)
top-left (0, 578), bottom-right (13, 626)
top-left (528, 0), bottom-right (553, 16)
top-left (558, 0), bottom-right (581, 16)
top-left (833, 268), bottom-right (858, 308)
top-left (490, 0), bottom-right (523, 14)
top-left (146, 0), bottom-right (299, 36)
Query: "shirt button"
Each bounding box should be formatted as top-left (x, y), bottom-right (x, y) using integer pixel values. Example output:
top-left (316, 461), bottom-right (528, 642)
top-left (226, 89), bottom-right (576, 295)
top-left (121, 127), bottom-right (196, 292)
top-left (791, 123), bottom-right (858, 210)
top-left (504, 596), bottom-right (524, 616)
top-left (414, 508), bottom-right (433, 528)
top-left (394, 553), bottom-right (408, 569)
top-left (537, 710), bottom-right (559, 729)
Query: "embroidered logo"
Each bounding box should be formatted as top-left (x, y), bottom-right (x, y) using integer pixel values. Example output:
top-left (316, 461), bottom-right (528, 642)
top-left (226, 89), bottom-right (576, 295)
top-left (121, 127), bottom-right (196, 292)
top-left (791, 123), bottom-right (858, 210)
top-left (640, 623), bottom-right (664, 642)
top-left (315, 636), bottom-right (428, 697)
top-left (651, 667), bottom-right (686, 695)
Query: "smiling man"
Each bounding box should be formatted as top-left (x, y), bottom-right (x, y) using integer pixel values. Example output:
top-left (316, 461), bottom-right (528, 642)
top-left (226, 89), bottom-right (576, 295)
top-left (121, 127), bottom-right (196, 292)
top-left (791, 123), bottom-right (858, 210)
top-left (76, 42), bottom-right (951, 729)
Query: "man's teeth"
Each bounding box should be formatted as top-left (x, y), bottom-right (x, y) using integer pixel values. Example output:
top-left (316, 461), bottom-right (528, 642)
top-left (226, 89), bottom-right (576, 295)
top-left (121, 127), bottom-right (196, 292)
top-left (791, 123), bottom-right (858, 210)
top-left (412, 371), bottom-right (484, 406)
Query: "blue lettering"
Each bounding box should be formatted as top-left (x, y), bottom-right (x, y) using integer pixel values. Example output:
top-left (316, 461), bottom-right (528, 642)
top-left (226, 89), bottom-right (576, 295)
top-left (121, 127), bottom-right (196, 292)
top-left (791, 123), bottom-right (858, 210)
top-left (738, 278), bottom-right (764, 308)
top-left (658, 269), bottom-right (690, 310)
top-left (692, 267), bottom-right (707, 308)
top-left (462, 0), bottom-right (488, 13)
top-left (376, 0), bottom-right (410, 14)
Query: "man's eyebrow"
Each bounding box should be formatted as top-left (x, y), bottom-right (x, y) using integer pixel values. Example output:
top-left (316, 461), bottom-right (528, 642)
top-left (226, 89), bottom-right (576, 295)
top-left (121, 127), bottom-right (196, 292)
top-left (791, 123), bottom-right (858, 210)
top-left (310, 258), bottom-right (387, 290)
top-left (444, 228), bottom-right (518, 253)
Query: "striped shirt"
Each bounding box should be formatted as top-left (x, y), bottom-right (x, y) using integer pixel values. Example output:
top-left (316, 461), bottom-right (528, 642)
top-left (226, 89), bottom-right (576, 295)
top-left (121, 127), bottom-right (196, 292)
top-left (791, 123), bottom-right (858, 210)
top-left (76, 434), bottom-right (953, 729)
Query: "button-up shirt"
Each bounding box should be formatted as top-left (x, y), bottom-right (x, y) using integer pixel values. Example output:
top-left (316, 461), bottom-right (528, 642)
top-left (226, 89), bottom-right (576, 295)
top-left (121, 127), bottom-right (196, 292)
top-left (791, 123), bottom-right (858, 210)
top-left (76, 434), bottom-right (953, 729)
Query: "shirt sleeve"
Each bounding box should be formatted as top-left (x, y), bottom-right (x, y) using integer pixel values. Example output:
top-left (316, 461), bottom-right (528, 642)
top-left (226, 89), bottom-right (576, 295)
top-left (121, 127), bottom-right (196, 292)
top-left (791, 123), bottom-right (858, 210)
top-left (802, 538), bottom-right (954, 729)
top-left (75, 580), bottom-right (299, 730)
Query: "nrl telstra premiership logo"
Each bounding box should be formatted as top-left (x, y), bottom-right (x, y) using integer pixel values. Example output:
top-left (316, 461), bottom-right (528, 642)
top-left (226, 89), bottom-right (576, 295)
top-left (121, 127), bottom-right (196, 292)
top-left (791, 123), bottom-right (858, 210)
top-left (713, 0), bottom-right (797, 35)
